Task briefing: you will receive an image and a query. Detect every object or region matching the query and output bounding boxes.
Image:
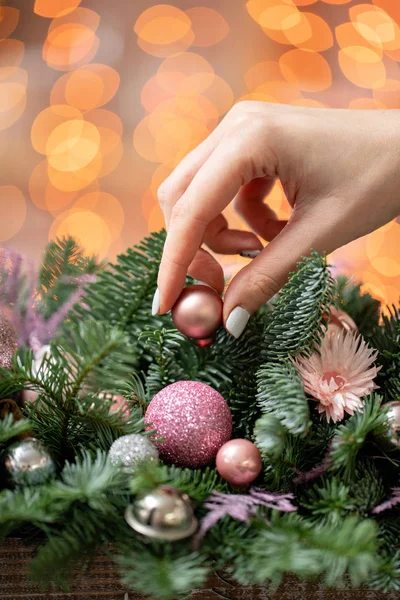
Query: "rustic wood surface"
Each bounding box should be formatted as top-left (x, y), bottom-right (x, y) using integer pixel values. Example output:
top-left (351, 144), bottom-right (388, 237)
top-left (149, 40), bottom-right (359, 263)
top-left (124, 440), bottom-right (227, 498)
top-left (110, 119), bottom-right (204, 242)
top-left (1, 538), bottom-right (397, 600)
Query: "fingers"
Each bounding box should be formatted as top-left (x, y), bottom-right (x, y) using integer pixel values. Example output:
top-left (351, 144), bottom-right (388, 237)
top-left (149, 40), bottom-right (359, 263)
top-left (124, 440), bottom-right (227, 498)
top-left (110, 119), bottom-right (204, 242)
top-left (187, 248), bottom-right (225, 294)
top-left (223, 209), bottom-right (329, 338)
top-left (233, 177), bottom-right (288, 241)
top-left (157, 124), bottom-right (275, 313)
top-left (203, 214), bottom-right (262, 255)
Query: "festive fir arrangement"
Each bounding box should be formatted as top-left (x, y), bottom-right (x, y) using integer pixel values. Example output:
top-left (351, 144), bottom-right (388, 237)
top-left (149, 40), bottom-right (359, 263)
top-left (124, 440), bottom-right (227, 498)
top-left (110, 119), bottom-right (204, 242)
top-left (0, 231), bottom-right (400, 598)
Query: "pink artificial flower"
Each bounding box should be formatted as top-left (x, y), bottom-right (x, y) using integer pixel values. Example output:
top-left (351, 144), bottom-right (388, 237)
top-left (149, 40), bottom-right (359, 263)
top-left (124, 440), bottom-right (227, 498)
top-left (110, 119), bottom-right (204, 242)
top-left (292, 331), bottom-right (380, 423)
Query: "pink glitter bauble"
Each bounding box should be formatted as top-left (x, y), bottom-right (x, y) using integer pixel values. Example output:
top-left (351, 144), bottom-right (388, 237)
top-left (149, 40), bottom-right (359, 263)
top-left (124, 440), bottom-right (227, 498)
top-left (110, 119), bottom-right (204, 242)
top-left (216, 439), bottom-right (262, 486)
top-left (145, 381), bottom-right (232, 468)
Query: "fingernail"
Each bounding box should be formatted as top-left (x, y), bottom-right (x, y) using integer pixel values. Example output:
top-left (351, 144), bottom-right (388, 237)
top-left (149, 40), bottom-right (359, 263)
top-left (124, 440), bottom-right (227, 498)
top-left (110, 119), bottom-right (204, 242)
top-left (225, 306), bottom-right (250, 339)
top-left (152, 288), bottom-right (160, 316)
top-left (239, 250), bottom-right (261, 259)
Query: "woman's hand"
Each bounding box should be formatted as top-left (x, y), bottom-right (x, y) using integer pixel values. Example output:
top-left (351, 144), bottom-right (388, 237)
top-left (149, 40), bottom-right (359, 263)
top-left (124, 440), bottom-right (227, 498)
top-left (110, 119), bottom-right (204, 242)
top-left (153, 102), bottom-right (400, 338)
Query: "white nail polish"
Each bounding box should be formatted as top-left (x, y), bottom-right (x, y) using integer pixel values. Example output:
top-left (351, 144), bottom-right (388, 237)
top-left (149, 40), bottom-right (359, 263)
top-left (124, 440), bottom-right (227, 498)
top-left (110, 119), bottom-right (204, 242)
top-left (225, 306), bottom-right (250, 339)
top-left (239, 250), bottom-right (261, 259)
top-left (152, 288), bottom-right (160, 316)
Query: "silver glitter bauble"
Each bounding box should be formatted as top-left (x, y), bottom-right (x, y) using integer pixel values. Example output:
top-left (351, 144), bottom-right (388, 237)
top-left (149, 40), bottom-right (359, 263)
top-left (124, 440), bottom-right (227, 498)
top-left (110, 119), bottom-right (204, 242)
top-left (109, 434), bottom-right (159, 469)
top-left (377, 401), bottom-right (400, 451)
top-left (4, 437), bottom-right (56, 485)
top-left (125, 485), bottom-right (198, 541)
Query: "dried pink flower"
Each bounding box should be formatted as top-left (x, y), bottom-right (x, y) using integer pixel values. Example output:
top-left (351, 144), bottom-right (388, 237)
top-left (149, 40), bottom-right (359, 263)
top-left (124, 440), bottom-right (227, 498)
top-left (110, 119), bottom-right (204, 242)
top-left (292, 331), bottom-right (380, 423)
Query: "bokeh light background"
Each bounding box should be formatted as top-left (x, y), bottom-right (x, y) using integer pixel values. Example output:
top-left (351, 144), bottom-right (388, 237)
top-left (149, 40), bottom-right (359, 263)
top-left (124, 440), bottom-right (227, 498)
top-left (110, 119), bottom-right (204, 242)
top-left (0, 0), bottom-right (399, 305)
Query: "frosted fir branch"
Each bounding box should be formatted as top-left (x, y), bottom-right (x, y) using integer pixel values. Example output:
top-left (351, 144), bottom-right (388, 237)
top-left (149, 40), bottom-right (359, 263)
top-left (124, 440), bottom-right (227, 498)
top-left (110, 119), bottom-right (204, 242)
top-left (194, 488), bottom-right (297, 545)
top-left (0, 250), bottom-right (94, 349)
top-left (372, 488), bottom-right (400, 514)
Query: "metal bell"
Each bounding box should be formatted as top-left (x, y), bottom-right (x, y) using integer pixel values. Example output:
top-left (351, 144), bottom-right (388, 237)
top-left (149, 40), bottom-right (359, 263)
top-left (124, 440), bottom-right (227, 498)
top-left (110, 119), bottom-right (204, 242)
top-left (125, 485), bottom-right (198, 541)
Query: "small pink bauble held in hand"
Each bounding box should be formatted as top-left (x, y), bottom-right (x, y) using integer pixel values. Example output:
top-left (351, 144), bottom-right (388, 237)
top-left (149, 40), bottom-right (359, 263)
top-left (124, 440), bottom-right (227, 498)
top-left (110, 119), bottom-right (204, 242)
top-left (216, 439), bottom-right (262, 486)
top-left (145, 381), bottom-right (232, 468)
top-left (171, 284), bottom-right (223, 346)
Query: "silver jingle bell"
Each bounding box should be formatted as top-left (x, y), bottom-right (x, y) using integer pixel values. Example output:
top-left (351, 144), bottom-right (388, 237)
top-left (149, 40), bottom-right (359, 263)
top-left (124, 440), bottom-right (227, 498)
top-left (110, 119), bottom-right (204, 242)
top-left (4, 437), bottom-right (56, 485)
top-left (378, 401), bottom-right (400, 451)
top-left (125, 485), bottom-right (198, 541)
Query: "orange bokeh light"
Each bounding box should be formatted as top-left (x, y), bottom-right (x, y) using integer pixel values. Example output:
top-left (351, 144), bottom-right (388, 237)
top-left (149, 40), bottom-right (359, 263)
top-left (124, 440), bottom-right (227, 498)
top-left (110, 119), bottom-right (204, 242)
top-left (72, 191), bottom-right (125, 240)
top-left (31, 104), bottom-right (83, 155)
top-left (350, 5), bottom-right (400, 51)
top-left (245, 61), bottom-right (283, 90)
top-left (348, 97), bottom-right (386, 108)
top-left (46, 180), bottom-right (100, 215)
top-left (338, 46), bottom-right (386, 89)
top-left (0, 7), bottom-right (19, 39)
top-left (34, 0), bottom-right (82, 18)
top-left (372, 0), bottom-right (400, 25)
top-left (46, 119), bottom-right (100, 173)
top-left (50, 64), bottom-right (120, 111)
top-left (285, 13), bottom-right (333, 51)
top-left (185, 7), bottom-right (229, 47)
top-left (43, 24), bottom-right (99, 71)
top-left (137, 29), bottom-right (194, 58)
top-left (48, 151), bottom-right (102, 192)
top-left (134, 5), bottom-right (191, 45)
top-left (0, 186), bottom-right (26, 241)
top-left (0, 82), bottom-right (26, 131)
top-left (157, 52), bottom-right (215, 96)
top-left (49, 209), bottom-right (112, 258)
top-left (279, 49), bottom-right (332, 91)
top-left (0, 39), bottom-right (24, 68)
top-left (373, 78), bottom-right (400, 107)
top-left (336, 22), bottom-right (383, 57)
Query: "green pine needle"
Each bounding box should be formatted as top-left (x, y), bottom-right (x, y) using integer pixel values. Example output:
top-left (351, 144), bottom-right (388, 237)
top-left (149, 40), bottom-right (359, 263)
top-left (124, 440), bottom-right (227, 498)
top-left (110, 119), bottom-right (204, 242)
top-left (263, 250), bottom-right (335, 360)
top-left (257, 359), bottom-right (311, 435)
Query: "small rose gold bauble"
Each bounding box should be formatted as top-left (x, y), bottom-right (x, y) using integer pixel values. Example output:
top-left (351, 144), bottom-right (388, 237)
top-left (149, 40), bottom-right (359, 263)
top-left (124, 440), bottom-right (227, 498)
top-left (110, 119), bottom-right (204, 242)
top-left (216, 439), bottom-right (262, 486)
top-left (327, 308), bottom-right (358, 336)
top-left (171, 284), bottom-right (223, 341)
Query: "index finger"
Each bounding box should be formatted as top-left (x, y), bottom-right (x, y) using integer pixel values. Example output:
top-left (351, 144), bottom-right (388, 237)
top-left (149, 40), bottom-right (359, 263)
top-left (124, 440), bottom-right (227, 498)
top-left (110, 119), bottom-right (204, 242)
top-left (157, 129), bottom-right (271, 314)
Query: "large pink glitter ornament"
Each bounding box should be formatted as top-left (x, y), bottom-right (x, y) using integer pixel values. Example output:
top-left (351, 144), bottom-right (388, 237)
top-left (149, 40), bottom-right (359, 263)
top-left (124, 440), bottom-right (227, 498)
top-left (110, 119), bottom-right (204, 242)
top-left (171, 284), bottom-right (223, 347)
top-left (145, 381), bottom-right (232, 468)
top-left (216, 439), bottom-right (262, 486)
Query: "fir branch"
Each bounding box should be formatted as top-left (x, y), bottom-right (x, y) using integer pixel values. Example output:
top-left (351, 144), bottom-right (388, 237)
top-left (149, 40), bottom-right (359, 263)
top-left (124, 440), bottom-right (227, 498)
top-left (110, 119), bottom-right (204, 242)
top-left (370, 306), bottom-right (400, 401)
top-left (329, 394), bottom-right (387, 478)
top-left (369, 551), bottom-right (400, 593)
top-left (257, 359), bottom-right (311, 435)
top-left (130, 462), bottom-right (227, 504)
top-left (0, 413), bottom-right (32, 443)
top-left (300, 478), bottom-right (354, 527)
top-left (335, 275), bottom-right (381, 338)
top-left (233, 514), bottom-right (378, 588)
top-left (263, 250), bottom-right (335, 360)
top-left (39, 236), bottom-right (102, 319)
top-left (253, 414), bottom-right (286, 458)
top-left (116, 547), bottom-right (209, 599)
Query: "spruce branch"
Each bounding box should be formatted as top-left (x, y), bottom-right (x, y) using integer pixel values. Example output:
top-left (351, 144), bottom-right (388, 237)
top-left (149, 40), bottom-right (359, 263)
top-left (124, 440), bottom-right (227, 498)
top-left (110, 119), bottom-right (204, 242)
top-left (335, 275), bottom-right (381, 339)
top-left (257, 359), bottom-right (311, 435)
top-left (233, 514), bottom-right (378, 588)
top-left (39, 236), bottom-right (102, 319)
top-left (329, 394), bottom-right (387, 478)
top-left (116, 547), bottom-right (209, 599)
top-left (263, 250), bottom-right (335, 360)
top-left (254, 414), bottom-right (286, 458)
top-left (369, 551), bottom-right (400, 593)
top-left (0, 413), bottom-right (32, 443)
top-left (370, 306), bottom-right (400, 401)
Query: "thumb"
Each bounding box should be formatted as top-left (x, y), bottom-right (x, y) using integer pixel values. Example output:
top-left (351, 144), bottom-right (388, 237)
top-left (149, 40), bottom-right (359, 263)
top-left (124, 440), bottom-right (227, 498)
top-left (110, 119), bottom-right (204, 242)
top-left (223, 215), bottom-right (326, 338)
